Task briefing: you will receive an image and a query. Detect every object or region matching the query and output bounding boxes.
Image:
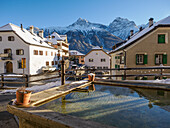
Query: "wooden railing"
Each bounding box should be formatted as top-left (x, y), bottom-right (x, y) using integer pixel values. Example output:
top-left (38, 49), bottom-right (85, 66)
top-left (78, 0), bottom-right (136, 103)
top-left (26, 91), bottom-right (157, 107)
top-left (0, 70), bottom-right (60, 88)
top-left (1, 59), bottom-right (170, 88)
top-left (63, 66), bottom-right (170, 80)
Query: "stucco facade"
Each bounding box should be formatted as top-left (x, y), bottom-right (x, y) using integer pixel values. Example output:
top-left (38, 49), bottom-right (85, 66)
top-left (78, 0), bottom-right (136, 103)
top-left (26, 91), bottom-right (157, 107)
top-left (0, 23), bottom-right (59, 75)
top-left (85, 49), bottom-right (110, 69)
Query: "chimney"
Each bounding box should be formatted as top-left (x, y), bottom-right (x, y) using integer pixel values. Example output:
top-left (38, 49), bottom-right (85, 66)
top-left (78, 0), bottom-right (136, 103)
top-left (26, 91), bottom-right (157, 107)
top-left (30, 25), bottom-right (34, 34)
top-left (149, 18), bottom-right (154, 27)
top-left (38, 30), bottom-right (44, 38)
top-left (139, 27), bottom-right (143, 31)
top-left (130, 30), bottom-right (134, 36)
top-left (20, 24), bottom-right (23, 31)
top-left (100, 46), bottom-right (103, 49)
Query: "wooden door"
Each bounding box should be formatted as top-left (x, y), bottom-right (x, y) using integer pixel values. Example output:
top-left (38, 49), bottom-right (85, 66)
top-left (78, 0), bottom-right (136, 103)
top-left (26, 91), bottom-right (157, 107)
top-left (6, 61), bottom-right (13, 73)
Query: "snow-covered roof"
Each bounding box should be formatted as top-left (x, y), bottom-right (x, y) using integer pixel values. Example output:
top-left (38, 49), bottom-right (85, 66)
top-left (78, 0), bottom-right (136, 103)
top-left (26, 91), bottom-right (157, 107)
top-left (0, 23), bottom-right (55, 49)
top-left (86, 46), bottom-right (110, 57)
top-left (69, 50), bottom-right (85, 56)
top-left (92, 46), bottom-right (102, 50)
top-left (46, 38), bottom-right (58, 45)
top-left (110, 16), bottom-right (170, 53)
top-left (50, 32), bottom-right (63, 41)
top-left (60, 35), bottom-right (67, 41)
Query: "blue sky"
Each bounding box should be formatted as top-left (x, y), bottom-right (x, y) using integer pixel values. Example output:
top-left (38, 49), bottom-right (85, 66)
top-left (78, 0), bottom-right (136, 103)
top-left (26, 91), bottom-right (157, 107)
top-left (1, 0), bottom-right (170, 28)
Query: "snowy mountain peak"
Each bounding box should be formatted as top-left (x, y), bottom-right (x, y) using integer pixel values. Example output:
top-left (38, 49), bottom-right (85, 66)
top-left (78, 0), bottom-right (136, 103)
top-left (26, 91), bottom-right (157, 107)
top-left (108, 17), bottom-right (138, 40)
top-left (77, 18), bottom-right (89, 23)
top-left (70, 18), bottom-right (90, 27)
top-left (110, 17), bottom-right (136, 27)
top-left (43, 17), bottom-right (149, 53)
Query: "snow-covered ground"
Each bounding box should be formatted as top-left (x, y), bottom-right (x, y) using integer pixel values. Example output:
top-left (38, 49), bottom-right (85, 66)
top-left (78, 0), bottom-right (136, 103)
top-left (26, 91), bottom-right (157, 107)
top-left (0, 74), bottom-right (23, 80)
top-left (0, 80), bottom-right (88, 94)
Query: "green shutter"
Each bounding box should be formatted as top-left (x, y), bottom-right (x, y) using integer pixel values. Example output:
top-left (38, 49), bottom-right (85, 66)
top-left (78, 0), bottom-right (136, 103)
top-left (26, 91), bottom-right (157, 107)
top-left (115, 64), bottom-right (117, 69)
top-left (158, 34), bottom-right (165, 43)
top-left (118, 65), bottom-right (120, 71)
top-left (163, 54), bottom-right (167, 64)
top-left (118, 56), bottom-right (120, 59)
top-left (144, 55), bottom-right (148, 64)
top-left (115, 56), bottom-right (117, 59)
top-left (136, 54), bottom-right (138, 65)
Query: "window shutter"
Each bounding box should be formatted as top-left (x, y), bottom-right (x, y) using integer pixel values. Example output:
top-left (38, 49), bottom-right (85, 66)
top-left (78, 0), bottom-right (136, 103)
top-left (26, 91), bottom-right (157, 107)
top-left (155, 55), bottom-right (157, 65)
top-left (163, 54), bottom-right (167, 64)
top-left (158, 35), bottom-right (165, 43)
top-left (115, 64), bottom-right (117, 69)
top-left (136, 54), bottom-right (138, 65)
top-left (144, 55), bottom-right (148, 64)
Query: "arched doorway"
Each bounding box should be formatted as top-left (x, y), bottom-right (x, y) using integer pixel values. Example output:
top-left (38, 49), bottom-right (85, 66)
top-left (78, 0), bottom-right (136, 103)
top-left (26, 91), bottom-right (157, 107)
top-left (5, 61), bottom-right (13, 73)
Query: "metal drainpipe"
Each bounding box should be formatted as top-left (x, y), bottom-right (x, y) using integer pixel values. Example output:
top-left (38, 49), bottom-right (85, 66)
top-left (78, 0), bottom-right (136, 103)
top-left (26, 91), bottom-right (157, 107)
top-left (123, 49), bottom-right (126, 80)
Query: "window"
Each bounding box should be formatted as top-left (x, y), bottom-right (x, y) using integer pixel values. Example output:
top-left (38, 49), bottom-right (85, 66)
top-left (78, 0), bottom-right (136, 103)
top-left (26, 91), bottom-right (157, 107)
top-left (18, 60), bottom-right (22, 69)
top-left (89, 59), bottom-right (93, 62)
top-left (55, 61), bottom-right (58, 65)
top-left (136, 54), bottom-right (147, 65)
top-left (115, 64), bottom-right (120, 69)
top-left (52, 36), bottom-right (55, 39)
top-left (101, 58), bottom-right (106, 62)
top-left (34, 50), bottom-right (38, 55)
top-left (46, 61), bottom-right (49, 66)
top-left (120, 56), bottom-right (125, 64)
top-left (158, 34), bottom-right (165, 43)
top-left (155, 54), bottom-right (167, 65)
top-left (97, 67), bottom-right (102, 69)
top-left (115, 56), bottom-right (120, 59)
top-left (8, 36), bottom-right (14, 41)
top-left (103, 67), bottom-right (108, 69)
top-left (39, 50), bottom-right (43, 55)
top-left (52, 61), bottom-right (54, 65)
top-left (4, 49), bottom-right (12, 54)
top-left (46, 51), bottom-right (48, 56)
top-left (0, 36), bottom-right (2, 41)
top-left (51, 52), bottom-right (53, 56)
top-left (81, 60), bottom-right (84, 62)
top-left (16, 49), bottom-right (24, 55)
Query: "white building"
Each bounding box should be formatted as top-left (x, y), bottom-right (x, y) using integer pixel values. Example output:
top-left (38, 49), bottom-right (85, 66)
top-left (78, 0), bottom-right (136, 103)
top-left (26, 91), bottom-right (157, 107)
top-left (85, 46), bottom-right (111, 69)
top-left (0, 23), bottom-right (59, 75)
top-left (47, 32), bottom-right (69, 60)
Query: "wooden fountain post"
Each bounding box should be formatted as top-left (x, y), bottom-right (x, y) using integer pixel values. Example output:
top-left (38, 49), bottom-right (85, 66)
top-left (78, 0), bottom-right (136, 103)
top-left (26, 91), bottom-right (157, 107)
top-left (61, 58), bottom-right (65, 85)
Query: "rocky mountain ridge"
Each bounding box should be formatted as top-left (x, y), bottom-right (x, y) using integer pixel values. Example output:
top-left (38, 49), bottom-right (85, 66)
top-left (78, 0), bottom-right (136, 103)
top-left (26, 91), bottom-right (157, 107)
top-left (43, 17), bottom-right (149, 54)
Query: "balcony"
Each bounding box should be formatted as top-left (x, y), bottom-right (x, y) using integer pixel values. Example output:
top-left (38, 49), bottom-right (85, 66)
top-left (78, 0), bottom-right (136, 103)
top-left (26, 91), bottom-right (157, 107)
top-left (1, 53), bottom-right (12, 60)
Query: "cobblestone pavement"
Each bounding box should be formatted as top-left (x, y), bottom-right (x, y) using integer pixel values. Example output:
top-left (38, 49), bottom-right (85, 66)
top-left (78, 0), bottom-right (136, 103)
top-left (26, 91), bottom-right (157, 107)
top-left (0, 94), bottom-right (18, 128)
